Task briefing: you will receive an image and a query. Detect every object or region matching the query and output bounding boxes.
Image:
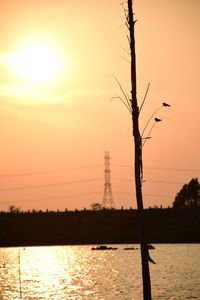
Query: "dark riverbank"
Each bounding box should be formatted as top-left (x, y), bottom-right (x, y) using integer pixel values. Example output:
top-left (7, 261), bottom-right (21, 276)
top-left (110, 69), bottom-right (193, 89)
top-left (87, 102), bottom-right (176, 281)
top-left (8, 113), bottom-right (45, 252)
top-left (0, 208), bottom-right (199, 247)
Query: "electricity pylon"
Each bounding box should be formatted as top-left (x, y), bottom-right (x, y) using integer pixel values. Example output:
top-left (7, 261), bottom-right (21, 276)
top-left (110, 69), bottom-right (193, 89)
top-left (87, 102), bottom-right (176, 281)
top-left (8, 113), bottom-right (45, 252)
top-left (102, 151), bottom-right (115, 209)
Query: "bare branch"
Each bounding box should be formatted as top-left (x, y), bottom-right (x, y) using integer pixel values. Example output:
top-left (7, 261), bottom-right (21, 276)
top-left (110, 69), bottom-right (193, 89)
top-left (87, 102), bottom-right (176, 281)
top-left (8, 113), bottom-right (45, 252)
top-left (111, 94), bottom-right (132, 113)
top-left (120, 55), bottom-right (131, 64)
top-left (141, 105), bottom-right (162, 137)
top-left (126, 34), bottom-right (130, 44)
top-left (120, 44), bottom-right (130, 56)
top-left (141, 102), bottom-right (170, 137)
top-left (142, 123), bottom-right (156, 147)
top-left (112, 74), bottom-right (132, 110)
top-left (125, 20), bottom-right (129, 30)
top-left (118, 23), bottom-right (126, 30)
top-left (142, 119), bottom-right (162, 147)
top-left (139, 83), bottom-right (150, 114)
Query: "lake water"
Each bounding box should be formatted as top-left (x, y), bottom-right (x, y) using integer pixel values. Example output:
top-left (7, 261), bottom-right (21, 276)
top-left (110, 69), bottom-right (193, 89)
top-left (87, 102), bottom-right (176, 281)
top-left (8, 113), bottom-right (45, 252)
top-left (0, 244), bottom-right (199, 299)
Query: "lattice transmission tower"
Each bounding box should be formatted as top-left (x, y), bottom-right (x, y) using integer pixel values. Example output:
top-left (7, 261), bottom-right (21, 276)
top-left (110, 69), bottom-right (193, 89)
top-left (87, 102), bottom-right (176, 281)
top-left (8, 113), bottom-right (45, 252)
top-left (102, 151), bottom-right (115, 208)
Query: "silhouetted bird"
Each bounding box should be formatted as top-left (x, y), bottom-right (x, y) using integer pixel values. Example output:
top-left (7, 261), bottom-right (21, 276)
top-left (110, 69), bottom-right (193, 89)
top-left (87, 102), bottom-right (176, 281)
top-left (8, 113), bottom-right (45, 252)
top-left (154, 118), bottom-right (162, 122)
top-left (163, 102), bottom-right (171, 107)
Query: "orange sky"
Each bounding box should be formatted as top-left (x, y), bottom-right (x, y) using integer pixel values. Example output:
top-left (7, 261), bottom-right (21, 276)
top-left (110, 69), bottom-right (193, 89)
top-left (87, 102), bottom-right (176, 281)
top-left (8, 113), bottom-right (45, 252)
top-left (0, 0), bottom-right (199, 211)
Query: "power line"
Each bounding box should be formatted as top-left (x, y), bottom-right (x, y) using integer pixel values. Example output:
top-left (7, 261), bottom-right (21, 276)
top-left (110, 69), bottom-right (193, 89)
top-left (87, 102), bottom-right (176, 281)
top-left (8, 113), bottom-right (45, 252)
top-left (0, 165), bottom-right (103, 178)
top-left (116, 192), bottom-right (173, 198)
top-left (0, 191), bottom-right (175, 208)
top-left (112, 165), bottom-right (200, 172)
top-left (0, 177), bottom-right (187, 194)
top-left (113, 178), bottom-right (184, 185)
top-left (144, 193), bottom-right (173, 198)
top-left (0, 178), bottom-right (103, 192)
top-left (144, 180), bottom-right (184, 185)
top-left (0, 191), bottom-right (173, 206)
top-left (0, 165), bottom-right (199, 179)
top-left (0, 192), bottom-right (102, 205)
top-left (0, 174), bottom-right (187, 195)
top-left (146, 167), bottom-right (200, 172)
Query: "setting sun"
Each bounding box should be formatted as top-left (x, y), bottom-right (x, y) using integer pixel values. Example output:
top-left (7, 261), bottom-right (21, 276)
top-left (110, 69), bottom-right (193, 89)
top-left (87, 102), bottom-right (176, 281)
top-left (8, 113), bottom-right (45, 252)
top-left (8, 43), bottom-right (62, 84)
top-left (10, 44), bottom-right (61, 83)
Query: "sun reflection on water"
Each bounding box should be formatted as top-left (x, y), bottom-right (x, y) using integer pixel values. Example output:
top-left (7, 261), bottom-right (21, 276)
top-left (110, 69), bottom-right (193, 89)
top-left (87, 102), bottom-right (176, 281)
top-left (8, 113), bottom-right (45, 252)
top-left (0, 245), bottom-right (200, 299)
top-left (20, 246), bottom-right (74, 299)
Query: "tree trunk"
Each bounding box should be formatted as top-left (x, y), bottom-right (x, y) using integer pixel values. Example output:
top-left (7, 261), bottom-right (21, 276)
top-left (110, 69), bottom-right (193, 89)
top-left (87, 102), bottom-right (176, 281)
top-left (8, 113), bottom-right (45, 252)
top-left (127, 0), bottom-right (152, 299)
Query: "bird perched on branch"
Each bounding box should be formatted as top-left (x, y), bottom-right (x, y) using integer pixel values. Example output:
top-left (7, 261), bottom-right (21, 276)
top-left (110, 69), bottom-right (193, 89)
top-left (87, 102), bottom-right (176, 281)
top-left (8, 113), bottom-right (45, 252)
top-left (154, 118), bottom-right (162, 122)
top-left (163, 102), bottom-right (171, 107)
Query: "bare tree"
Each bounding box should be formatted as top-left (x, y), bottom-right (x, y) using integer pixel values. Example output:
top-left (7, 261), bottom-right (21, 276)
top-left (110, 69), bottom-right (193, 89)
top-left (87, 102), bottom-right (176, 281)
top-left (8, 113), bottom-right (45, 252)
top-left (127, 1), bottom-right (152, 299)
top-left (114, 2), bottom-right (170, 298)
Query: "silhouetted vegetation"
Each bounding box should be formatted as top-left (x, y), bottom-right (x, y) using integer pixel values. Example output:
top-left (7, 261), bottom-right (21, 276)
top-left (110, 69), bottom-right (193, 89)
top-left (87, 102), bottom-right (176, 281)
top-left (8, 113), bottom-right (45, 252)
top-left (8, 205), bottom-right (21, 213)
top-left (90, 202), bottom-right (102, 211)
top-left (0, 207), bottom-right (199, 247)
top-left (173, 178), bottom-right (200, 208)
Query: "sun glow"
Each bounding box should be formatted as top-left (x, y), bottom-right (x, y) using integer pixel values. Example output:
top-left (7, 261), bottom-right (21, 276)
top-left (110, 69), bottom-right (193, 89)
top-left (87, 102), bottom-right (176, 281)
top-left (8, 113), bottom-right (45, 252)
top-left (8, 42), bottom-right (63, 84)
top-left (1, 38), bottom-right (72, 103)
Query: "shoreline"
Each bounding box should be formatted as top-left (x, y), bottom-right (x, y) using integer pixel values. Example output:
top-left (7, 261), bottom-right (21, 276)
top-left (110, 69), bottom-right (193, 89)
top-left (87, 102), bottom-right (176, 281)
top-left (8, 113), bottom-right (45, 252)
top-left (1, 208), bottom-right (199, 246)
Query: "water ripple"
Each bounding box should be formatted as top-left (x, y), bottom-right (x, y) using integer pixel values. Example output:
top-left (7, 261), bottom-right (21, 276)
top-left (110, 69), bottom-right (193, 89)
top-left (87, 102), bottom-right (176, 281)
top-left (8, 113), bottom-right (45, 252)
top-left (0, 244), bottom-right (199, 299)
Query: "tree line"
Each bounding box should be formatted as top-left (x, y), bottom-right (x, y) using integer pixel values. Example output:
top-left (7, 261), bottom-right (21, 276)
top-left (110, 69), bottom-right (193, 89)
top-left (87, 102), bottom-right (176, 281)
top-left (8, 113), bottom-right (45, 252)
top-left (3, 177), bottom-right (200, 213)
